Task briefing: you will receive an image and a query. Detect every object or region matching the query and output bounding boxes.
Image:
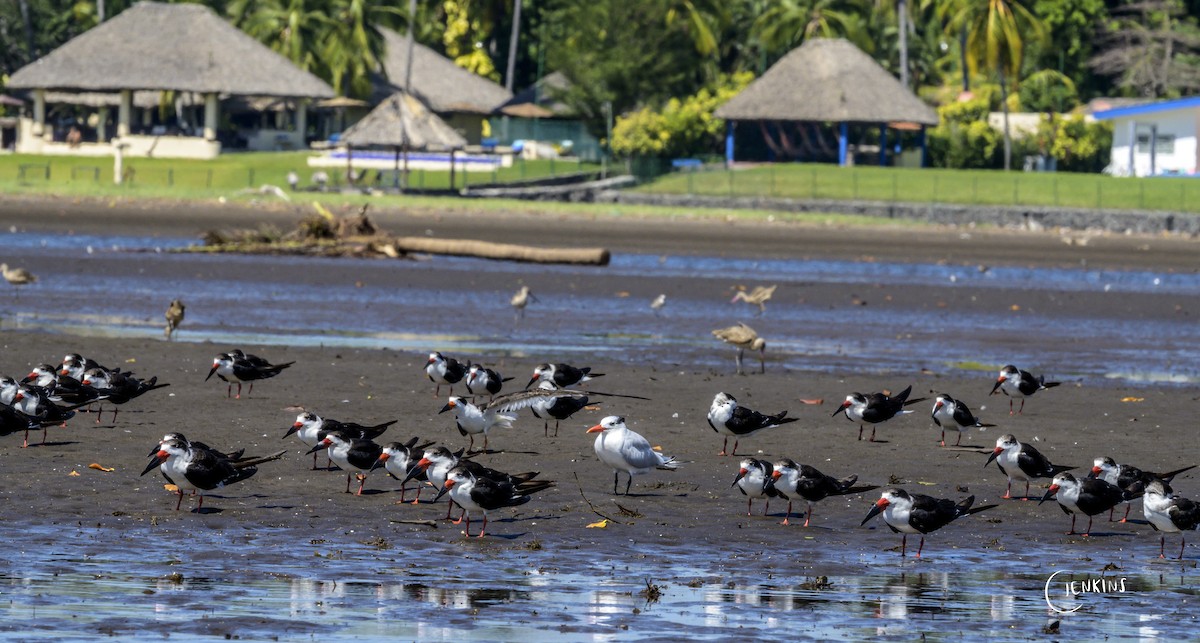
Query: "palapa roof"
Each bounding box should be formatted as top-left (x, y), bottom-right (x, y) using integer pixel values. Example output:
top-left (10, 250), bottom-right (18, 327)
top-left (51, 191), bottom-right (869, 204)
top-left (376, 29), bottom-right (511, 114)
top-left (7, 1), bottom-right (333, 99)
top-left (715, 38), bottom-right (937, 126)
top-left (340, 92), bottom-right (467, 150)
top-left (497, 71), bottom-right (571, 118)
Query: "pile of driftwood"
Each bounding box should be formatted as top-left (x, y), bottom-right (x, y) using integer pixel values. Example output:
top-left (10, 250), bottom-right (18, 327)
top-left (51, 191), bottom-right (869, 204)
top-left (184, 203), bottom-right (610, 266)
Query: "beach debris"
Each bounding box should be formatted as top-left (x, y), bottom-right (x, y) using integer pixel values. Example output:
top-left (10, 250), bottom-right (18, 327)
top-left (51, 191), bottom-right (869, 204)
top-left (68, 470), bottom-right (80, 477)
top-left (1121, 397), bottom-right (1145, 403)
top-left (88, 463), bottom-right (115, 472)
top-left (586, 519), bottom-right (609, 529)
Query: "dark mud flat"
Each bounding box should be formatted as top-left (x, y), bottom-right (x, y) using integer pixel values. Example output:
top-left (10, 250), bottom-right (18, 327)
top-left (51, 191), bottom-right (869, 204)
top-left (0, 195), bottom-right (1197, 639)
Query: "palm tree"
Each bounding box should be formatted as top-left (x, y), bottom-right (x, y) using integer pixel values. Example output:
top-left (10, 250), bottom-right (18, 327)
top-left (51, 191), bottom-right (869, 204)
top-left (229, 0), bottom-right (334, 79)
top-left (323, 0), bottom-right (405, 97)
top-left (942, 0), bottom-right (1044, 170)
top-left (752, 0), bottom-right (870, 57)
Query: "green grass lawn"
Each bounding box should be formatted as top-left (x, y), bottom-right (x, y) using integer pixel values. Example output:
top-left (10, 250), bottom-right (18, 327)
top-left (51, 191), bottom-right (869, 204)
top-left (635, 163), bottom-right (1200, 213)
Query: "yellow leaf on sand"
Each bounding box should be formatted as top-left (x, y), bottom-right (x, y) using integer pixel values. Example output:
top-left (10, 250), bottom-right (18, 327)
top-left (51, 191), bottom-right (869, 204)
top-left (586, 519), bottom-right (609, 529)
top-left (652, 446), bottom-right (662, 451)
top-left (799, 398), bottom-right (823, 405)
top-left (615, 291), bottom-right (630, 298)
top-left (163, 484), bottom-right (179, 492)
top-left (124, 358), bottom-right (137, 363)
top-left (88, 463), bottom-right (115, 472)
top-left (1121, 397), bottom-right (1145, 403)
top-left (68, 470), bottom-right (80, 477)
top-left (1010, 304), bottom-right (1021, 311)
top-left (917, 481), bottom-right (936, 486)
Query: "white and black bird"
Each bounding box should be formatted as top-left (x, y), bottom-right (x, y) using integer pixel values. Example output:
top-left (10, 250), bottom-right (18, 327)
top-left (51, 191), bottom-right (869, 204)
top-left (588, 415), bottom-right (678, 495)
top-left (406, 446), bottom-right (546, 522)
top-left (1142, 480), bottom-right (1200, 559)
top-left (305, 431), bottom-right (384, 495)
top-left (707, 391), bottom-right (798, 456)
top-left (482, 381), bottom-right (647, 438)
top-left (81, 368), bottom-right (169, 423)
top-left (434, 465), bottom-right (554, 537)
top-left (526, 363), bottom-right (602, 389)
top-left (731, 458), bottom-right (780, 517)
top-left (1039, 472), bottom-right (1129, 536)
top-left (985, 433), bottom-right (1075, 500)
top-left (711, 322), bottom-right (766, 375)
top-left (989, 365), bottom-right (1060, 415)
top-left (283, 412), bottom-right (395, 469)
top-left (931, 393), bottom-right (994, 447)
top-left (439, 396), bottom-right (518, 453)
top-left (0, 405), bottom-right (58, 449)
top-left (206, 350), bottom-right (293, 399)
top-left (465, 364), bottom-right (512, 399)
top-left (861, 488), bottom-right (994, 558)
top-left (372, 437), bottom-right (435, 504)
top-left (425, 351), bottom-right (467, 398)
top-left (1090, 457), bottom-right (1195, 522)
top-left (140, 438), bottom-right (285, 511)
top-left (832, 385), bottom-right (926, 442)
top-left (770, 459), bottom-right (874, 527)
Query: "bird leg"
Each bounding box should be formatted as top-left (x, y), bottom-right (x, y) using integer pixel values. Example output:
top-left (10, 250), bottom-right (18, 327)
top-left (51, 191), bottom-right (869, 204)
top-left (939, 429), bottom-right (945, 448)
top-left (900, 534), bottom-right (907, 557)
top-left (955, 433), bottom-right (962, 447)
top-left (356, 474), bottom-right (367, 496)
top-left (197, 495), bottom-right (205, 512)
top-left (916, 536), bottom-right (926, 558)
top-left (554, 420), bottom-right (561, 438)
top-left (235, 382), bottom-right (243, 399)
top-left (719, 436), bottom-right (730, 456)
top-left (410, 487), bottom-right (422, 505)
top-left (1180, 535), bottom-right (1187, 560)
top-left (21, 430), bottom-right (28, 449)
top-left (758, 348), bottom-right (765, 374)
top-left (1002, 479), bottom-right (1012, 500)
top-left (869, 426), bottom-right (877, 442)
top-left (1120, 504), bottom-right (1131, 523)
top-left (1023, 481), bottom-right (1031, 501)
top-left (311, 451), bottom-right (319, 469)
top-left (174, 489), bottom-right (185, 511)
top-left (248, 382), bottom-right (255, 397)
top-left (612, 471), bottom-right (619, 495)
top-left (477, 515), bottom-right (488, 538)
top-left (624, 472), bottom-right (633, 496)
top-left (1018, 399), bottom-right (1025, 414)
top-left (544, 421), bottom-right (550, 438)
top-left (731, 439), bottom-right (740, 456)
top-left (803, 502), bottom-right (814, 528)
top-left (462, 514), bottom-right (472, 536)
top-left (1067, 514), bottom-right (1077, 535)
top-left (1008, 399), bottom-right (1014, 415)
top-left (445, 499), bottom-right (456, 520)
top-left (227, 383), bottom-right (233, 398)
top-left (780, 500), bottom-right (792, 526)
top-left (345, 473), bottom-right (353, 494)
top-left (746, 497), bottom-right (752, 517)
top-left (735, 348), bottom-right (744, 376)
top-left (857, 425), bottom-right (864, 441)
top-left (452, 507), bottom-right (467, 525)
top-left (1160, 535), bottom-right (1167, 559)
top-left (1082, 516), bottom-right (1094, 537)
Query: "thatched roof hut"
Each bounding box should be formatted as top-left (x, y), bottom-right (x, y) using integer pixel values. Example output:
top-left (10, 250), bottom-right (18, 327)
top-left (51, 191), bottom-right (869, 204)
top-left (715, 38), bottom-right (936, 125)
top-left (376, 29), bottom-right (511, 115)
top-left (341, 93), bottom-right (466, 150)
top-left (7, 1), bottom-right (332, 99)
top-left (496, 71), bottom-right (571, 119)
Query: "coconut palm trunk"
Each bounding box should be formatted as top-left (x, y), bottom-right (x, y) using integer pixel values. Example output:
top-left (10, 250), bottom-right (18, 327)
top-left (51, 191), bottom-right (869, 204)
top-left (898, 0), bottom-right (908, 89)
top-left (1000, 71), bottom-right (1011, 171)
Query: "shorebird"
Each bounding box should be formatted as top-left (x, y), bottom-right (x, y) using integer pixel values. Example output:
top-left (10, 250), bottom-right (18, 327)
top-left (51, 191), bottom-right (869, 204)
top-left (435, 466), bottom-right (554, 537)
top-left (511, 285), bottom-right (538, 320)
top-left (931, 393), bottom-right (994, 447)
top-left (986, 433), bottom-right (1075, 500)
top-left (771, 459), bottom-right (873, 527)
top-left (306, 431), bottom-right (384, 495)
top-left (372, 437), bottom-right (434, 503)
top-left (0, 405), bottom-right (55, 450)
top-left (283, 412), bottom-right (395, 469)
top-left (650, 294), bottom-right (666, 316)
top-left (861, 488), bottom-right (994, 557)
top-left (483, 380), bottom-right (647, 438)
top-left (164, 299), bottom-right (185, 340)
top-left (206, 350), bottom-right (293, 398)
top-left (439, 396), bottom-right (517, 453)
top-left (425, 351), bottom-right (467, 398)
top-left (707, 391), bottom-right (798, 456)
top-left (832, 385), bottom-right (926, 442)
top-left (1142, 480), bottom-right (1200, 559)
top-left (712, 322), bottom-right (766, 375)
top-left (1091, 456), bottom-right (1195, 522)
top-left (140, 437), bottom-right (285, 511)
top-left (731, 458), bottom-right (779, 517)
top-left (731, 284), bottom-right (776, 316)
top-left (525, 363), bottom-right (602, 389)
top-left (81, 368), bottom-right (169, 423)
top-left (990, 365), bottom-right (1060, 415)
top-left (405, 446), bottom-right (546, 521)
top-left (465, 364), bottom-right (511, 399)
top-left (1040, 472), bottom-right (1128, 536)
top-left (1, 263), bottom-right (36, 295)
top-left (587, 415), bottom-right (678, 495)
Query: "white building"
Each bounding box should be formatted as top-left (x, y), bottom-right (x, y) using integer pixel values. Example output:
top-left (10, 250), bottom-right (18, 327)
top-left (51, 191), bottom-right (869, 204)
top-left (1093, 97), bottom-right (1200, 177)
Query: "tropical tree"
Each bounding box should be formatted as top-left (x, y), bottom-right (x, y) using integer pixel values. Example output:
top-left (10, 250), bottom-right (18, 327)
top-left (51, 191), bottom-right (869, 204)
top-left (942, 0), bottom-right (1045, 170)
top-left (752, 0), bottom-right (872, 60)
top-left (229, 0), bottom-right (334, 80)
top-left (322, 0), bottom-right (406, 97)
top-left (1089, 0), bottom-right (1200, 98)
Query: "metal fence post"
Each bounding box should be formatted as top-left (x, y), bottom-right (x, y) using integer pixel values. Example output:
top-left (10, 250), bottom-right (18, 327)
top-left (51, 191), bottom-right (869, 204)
top-left (892, 173), bottom-right (897, 202)
top-left (206, 168), bottom-right (213, 189)
top-left (1053, 178), bottom-right (1058, 206)
top-left (1139, 181), bottom-right (1145, 209)
top-left (810, 166), bottom-right (817, 199)
top-left (852, 172), bottom-right (858, 200)
top-left (728, 168), bottom-right (734, 197)
top-left (248, 168), bottom-right (255, 187)
top-left (932, 175), bottom-right (938, 203)
top-left (168, 168), bottom-right (174, 187)
top-left (1096, 180), bottom-right (1101, 209)
top-left (1013, 178), bottom-right (1018, 205)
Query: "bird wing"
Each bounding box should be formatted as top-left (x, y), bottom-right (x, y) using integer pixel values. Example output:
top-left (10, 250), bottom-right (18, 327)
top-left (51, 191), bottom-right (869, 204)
top-left (908, 494), bottom-right (959, 533)
top-left (619, 431), bottom-right (668, 470)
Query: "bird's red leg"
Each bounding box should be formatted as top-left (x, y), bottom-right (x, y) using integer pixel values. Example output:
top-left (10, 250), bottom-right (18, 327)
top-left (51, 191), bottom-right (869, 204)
top-left (452, 507), bottom-right (466, 525)
top-left (345, 473), bottom-right (352, 494)
top-left (175, 490), bottom-right (184, 511)
top-left (197, 495), bottom-right (204, 511)
top-left (22, 430), bottom-right (28, 449)
top-left (1082, 516), bottom-right (1093, 537)
top-left (746, 498), bottom-right (752, 517)
top-left (1067, 514), bottom-right (1077, 535)
top-left (462, 515), bottom-right (471, 537)
top-left (248, 382), bottom-right (255, 397)
top-left (445, 499), bottom-right (455, 520)
top-left (803, 503), bottom-right (813, 528)
top-left (1120, 505), bottom-right (1131, 523)
top-left (1179, 536), bottom-right (1186, 560)
top-left (955, 433), bottom-right (962, 447)
top-left (780, 500), bottom-right (792, 526)
top-left (731, 440), bottom-right (740, 456)
top-left (227, 384), bottom-right (232, 398)
top-left (719, 437), bottom-right (728, 456)
top-left (916, 536), bottom-right (925, 559)
top-left (477, 515), bottom-right (487, 538)
top-left (900, 534), bottom-right (907, 557)
top-left (1002, 479), bottom-right (1012, 500)
top-left (857, 425), bottom-right (864, 441)
top-left (939, 429), bottom-right (945, 448)
top-left (1161, 535), bottom-right (1167, 559)
top-left (411, 487), bottom-right (422, 505)
top-left (1023, 481), bottom-right (1031, 501)
top-left (869, 426), bottom-right (877, 442)
top-left (356, 474), bottom-right (366, 496)
top-left (1019, 399), bottom-right (1025, 414)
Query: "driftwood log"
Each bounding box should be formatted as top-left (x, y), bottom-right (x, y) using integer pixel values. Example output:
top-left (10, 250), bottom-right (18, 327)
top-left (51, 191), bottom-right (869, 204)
top-left (390, 236), bottom-right (610, 266)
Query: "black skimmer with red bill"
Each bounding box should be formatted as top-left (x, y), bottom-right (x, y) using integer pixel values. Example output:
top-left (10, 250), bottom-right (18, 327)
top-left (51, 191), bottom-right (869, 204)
top-left (58, 353), bottom-right (106, 381)
top-left (931, 393), bottom-right (995, 447)
top-left (148, 433), bottom-right (247, 487)
top-left (587, 415), bottom-right (678, 495)
top-left (1040, 472), bottom-right (1129, 536)
top-left (526, 363), bottom-right (602, 389)
top-left (861, 488), bottom-right (995, 557)
top-left (283, 412), bottom-right (396, 468)
top-left (990, 365), bottom-right (1060, 415)
top-left (425, 352), bottom-right (467, 398)
top-left (465, 364), bottom-right (512, 399)
top-left (9, 384), bottom-right (79, 444)
top-left (306, 431), bottom-right (384, 495)
top-left (140, 437), bottom-right (285, 511)
top-left (731, 458), bottom-right (780, 517)
top-left (405, 446), bottom-right (546, 521)
top-left (1090, 456), bottom-right (1195, 522)
top-left (770, 459), bottom-right (875, 527)
top-left (986, 433), bottom-right (1075, 500)
top-left (708, 391), bottom-right (798, 456)
top-left (23, 364), bottom-right (104, 408)
top-left (434, 465), bottom-right (554, 537)
top-left (439, 396), bottom-right (517, 452)
top-left (1142, 480), bottom-right (1200, 559)
top-left (0, 405), bottom-right (56, 449)
top-left (832, 385), bottom-right (927, 442)
top-left (81, 368), bottom-right (168, 423)
top-left (372, 437), bottom-right (435, 503)
top-left (206, 350), bottom-right (293, 398)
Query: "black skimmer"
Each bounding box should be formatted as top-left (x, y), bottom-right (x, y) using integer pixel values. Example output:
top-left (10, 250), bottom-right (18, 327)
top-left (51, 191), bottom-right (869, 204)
top-left (990, 365), bottom-right (1060, 415)
top-left (23, 364), bottom-right (104, 408)
top-left (526, 363), bottom-right (602, 389)
top-left (861, 488), bottom-right (995, 557)
top-left (465, 364), bottom-right (512, 399)
top-left (832, 385), bottom-right (926, 442)
top-left (140, 437), bottom-right (285, 511)
top-left (9, 384), bottom-right (78, 444)
top-left (435, 465), bottom-right (554, 537)
top-left (425, 352), bottom-right (467, 397)
top-left (0, 405), bottom-right (55, 449)
top-left (1142, 480), bottom-right (1200, 559)
top-left (707, 391), bottom-right (798, 456)
top-left (985, 433), bottom-right (1075, 500)
top-left (206, 350), bottom-right (293, 398)
top-left (59, 353), bottom-right (105, 381)
top-left (305, 431), bottom-right (384, 495)
top-left (730, 284), bottom-right (776, 316)
top-left (731, 458), bottom-right (779, 516)
top-left (931, 393), bottom-right (994, 447)
top-left (405, 446), bottom-right (545, 521)
top-left (148, 433), bottom-right (247, 487)
top-left (81, 368), bottom-right (168, 423)
top-left (484, 381), bottom-right (649, 438)
top-left (1090, 456), bottom-right (1195, 522)
top-left (587, 415), bottom-right (678, 495)
top-left (1039, 472), bottom-right (1129, 536)
top-left (372, 437), bottom-right (434, 503)
top-left (283, 411), bottom-right (396, 468)
top-left (164, 298), bottom-right (185, 340)
top-left (770, 459), bottom-right (874, 527)
top-left (511, 285), bottom-right (538, 321)
top-left (711, 323), bottom-right (766, 375)
top-left (439, 396), bottom-right (517, 452)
